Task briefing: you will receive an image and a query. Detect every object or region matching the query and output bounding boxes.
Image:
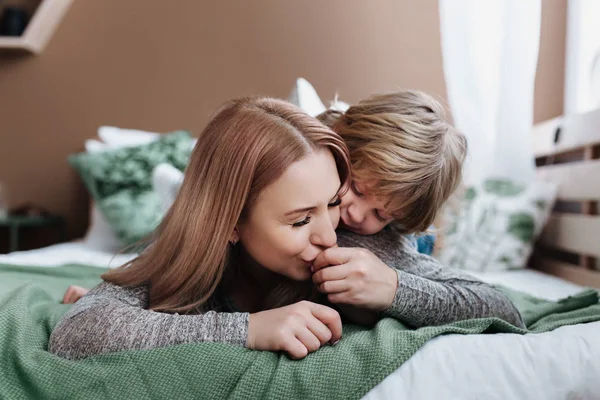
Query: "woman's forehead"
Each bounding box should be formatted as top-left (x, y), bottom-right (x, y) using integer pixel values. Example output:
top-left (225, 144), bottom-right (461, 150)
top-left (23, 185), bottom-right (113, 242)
top-left (252, 150), bottom-right (340, 215)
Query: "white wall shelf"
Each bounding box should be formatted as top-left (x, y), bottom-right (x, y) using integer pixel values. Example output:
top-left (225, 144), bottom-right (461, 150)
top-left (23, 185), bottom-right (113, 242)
top-left (0, 0), bottom-right (72, 54)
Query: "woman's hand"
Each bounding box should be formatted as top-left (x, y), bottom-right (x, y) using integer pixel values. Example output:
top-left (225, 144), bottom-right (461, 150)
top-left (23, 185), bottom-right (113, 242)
top-left (312, 247), bottom-right (398, 312)
top-left (62, 285), bottom-right (90, 304)
top-left (247, 301), bottom-right (342, 359)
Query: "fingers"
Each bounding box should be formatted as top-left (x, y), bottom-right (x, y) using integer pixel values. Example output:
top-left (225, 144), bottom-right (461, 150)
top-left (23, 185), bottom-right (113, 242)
top-left (305, 316), bottom-right (333, 345)
top-left (313, 247), bottom-right (351, 272)
top-left (248, 301), bottom-right (343, 360)
top-left (62, 287), bottom-right (72, 304)
top-left (63, 286), bottom-right (87, 304)
top-left (306, 302), bottom-right (343, 343)
top-left (294, 328), bottom-right (322, 354)
top-left (327, 292), bottom-right (351, 305)
top-left (317, 279), bottom-right (350, 294)
top-left (289, 306), bottom-right (341, 359)
top-left (312, 264), bottom-right (348, 284)
top-left (63, 286), bottom-right (78, 304)
top-left (283, 337), bottom-right (309, 360)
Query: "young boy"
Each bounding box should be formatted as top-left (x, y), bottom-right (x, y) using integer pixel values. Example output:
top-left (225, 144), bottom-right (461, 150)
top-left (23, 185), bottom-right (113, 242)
top-left (318, 89), bottom-right (466, 238)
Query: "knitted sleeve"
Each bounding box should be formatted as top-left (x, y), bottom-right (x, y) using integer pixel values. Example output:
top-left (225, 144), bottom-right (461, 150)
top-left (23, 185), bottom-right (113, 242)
top-left (336, 228), bottom-right (525, 328)
top-left (49, 281), bottom-right (249, 360)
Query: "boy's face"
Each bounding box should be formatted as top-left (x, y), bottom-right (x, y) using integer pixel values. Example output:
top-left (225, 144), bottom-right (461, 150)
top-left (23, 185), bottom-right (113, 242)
top-left (338, 180), bottom-right (394, 235)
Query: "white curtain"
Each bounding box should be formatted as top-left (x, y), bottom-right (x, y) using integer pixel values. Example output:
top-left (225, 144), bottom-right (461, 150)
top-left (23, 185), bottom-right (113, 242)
top-left (439, 0), bottom-right (541, 185)
top-left (564, 0), bottom-right (600, 115)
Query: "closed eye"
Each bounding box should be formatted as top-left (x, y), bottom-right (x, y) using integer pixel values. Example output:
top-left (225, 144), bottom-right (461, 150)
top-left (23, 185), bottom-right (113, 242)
top-left (292, 216), bottom-right (311, 227)
top-left (374, 209), bottom-right (389, 223)
top-left (351, 181), bottom-right (364, 197)
top-left (328, 198), bottom-right (341, 207)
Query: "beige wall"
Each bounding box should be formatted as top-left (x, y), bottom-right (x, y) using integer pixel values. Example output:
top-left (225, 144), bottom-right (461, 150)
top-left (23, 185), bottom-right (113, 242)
top-left (0, 0), bottom-right (566, 240)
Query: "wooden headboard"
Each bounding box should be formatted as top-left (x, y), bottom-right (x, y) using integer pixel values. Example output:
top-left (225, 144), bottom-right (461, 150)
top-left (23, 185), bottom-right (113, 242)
top-left (533, 107), bottom-right (600, 288)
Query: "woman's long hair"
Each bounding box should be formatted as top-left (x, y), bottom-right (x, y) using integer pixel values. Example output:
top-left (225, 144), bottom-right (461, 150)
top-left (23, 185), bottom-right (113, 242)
top-left (102, 97), bottom-right (350, 313)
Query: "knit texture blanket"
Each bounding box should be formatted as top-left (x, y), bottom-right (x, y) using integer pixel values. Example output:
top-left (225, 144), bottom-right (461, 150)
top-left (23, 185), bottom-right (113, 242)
top-left (1, 263), bottom-right (599, 400)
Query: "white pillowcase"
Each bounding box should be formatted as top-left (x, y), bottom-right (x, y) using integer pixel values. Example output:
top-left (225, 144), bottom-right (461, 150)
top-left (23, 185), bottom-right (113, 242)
top-left (82, 126), bottom-right (161, 252)
top-left (152, 163), bottom-right (184, 213)
top-left (84, 139), bottom-right (109, 153)
top-left (83, 205), bottom-right (124, 252)
top-left (98, 126), bottom-right (160, 148)
top-left (288, 78), bottom-right (350, 116)
top-left (438, 178), bottom-right (557, 272)
top-left (288, 78), bottom-right (327, 117)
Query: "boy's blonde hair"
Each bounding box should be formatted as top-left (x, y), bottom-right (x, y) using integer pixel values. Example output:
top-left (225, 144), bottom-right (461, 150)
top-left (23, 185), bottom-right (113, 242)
top-left (318, 90), bottom-right (467, 234)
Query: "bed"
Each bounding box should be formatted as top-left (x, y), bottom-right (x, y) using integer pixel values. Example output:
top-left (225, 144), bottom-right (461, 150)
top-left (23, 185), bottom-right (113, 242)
top-left (1, 110), bottom-right (600, 400)
top-left (2, 242), bottom-right (598, 400)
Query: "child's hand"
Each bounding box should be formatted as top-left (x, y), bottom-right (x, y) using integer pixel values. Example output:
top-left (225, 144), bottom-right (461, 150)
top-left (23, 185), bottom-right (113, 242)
top-left (247, 301), bottom-right (342, 359)
top-left (312, 247), bottom-right (398, 312)
top-left (62, 285), bottom-right (90, 304)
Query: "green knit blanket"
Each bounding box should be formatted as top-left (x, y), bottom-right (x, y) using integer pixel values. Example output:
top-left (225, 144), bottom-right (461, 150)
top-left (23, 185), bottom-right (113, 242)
top-left (1, 263), bottom-right (599, 400)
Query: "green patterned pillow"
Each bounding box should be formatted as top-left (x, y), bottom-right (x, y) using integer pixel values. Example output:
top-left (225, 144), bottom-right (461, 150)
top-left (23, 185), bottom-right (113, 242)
top-left (69, 131), bottom-right (194, 246)
top-left (438, 178), bottom-right (556, 272)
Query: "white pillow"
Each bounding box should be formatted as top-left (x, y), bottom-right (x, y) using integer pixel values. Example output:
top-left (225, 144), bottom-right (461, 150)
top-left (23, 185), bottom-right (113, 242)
top-left (84, 139), bottom-right (109, 153)
top-left (81, 126), bottom-right (161, 252)
top-left (288, 77), bottom-right (350, 118)
top-left (329, 98), bottom-right (350, 113)
top-left (98, 126), bottom-right (160, 148)
top-left (288, 78), bottom-right (327, 117)
top-left (152, 163), bottom-right (184, 213)
top-left (83, 205), bottom-right (124, 252)
top-left (438, 178), bottom-right (557, 272)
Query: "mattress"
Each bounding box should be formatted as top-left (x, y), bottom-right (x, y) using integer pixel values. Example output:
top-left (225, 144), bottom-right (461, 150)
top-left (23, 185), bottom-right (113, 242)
top-left (0, 241), bottom-right (136, 269)
top-left (1, 243), bottom-right (598, 400)
top-left (365, 269), bottom-right (600, 400)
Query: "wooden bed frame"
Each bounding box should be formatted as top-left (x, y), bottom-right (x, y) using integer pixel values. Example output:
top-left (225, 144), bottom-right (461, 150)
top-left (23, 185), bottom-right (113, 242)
top-left (532, 107), bottom-right (600, 288)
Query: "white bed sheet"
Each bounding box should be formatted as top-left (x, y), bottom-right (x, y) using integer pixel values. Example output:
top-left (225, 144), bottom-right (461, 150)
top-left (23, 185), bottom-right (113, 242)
top-left (0, 241), bottom-right (136, 269)
top-left (2, 243), bottom-right (599, 399)
top-left (364, 269), bottom-right (600, 400)
top-left (364, 321), bottom-right (600, 400)
top-left (468, 269), bottom-right (585, 301)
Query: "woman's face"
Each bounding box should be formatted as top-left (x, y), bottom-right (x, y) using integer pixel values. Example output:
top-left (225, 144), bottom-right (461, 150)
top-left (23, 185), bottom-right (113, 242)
top-left (338, 180), bottom-right (394, 235)
top-left (237, 148), bottom-right (342, 281)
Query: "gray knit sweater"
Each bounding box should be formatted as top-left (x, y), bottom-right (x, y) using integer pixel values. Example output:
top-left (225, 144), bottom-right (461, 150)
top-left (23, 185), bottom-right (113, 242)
top-left (49, 228), bottom-right (525, 360)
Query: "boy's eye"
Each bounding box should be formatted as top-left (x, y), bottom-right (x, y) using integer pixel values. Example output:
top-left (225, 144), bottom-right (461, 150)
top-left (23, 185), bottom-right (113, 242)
top-left (292, 216), bottom-right (311, 227)
top-left (351, 181), bottom-right (364, 197)
top-left (374, 209), bottom-right (389, 223)
top-left (328, 198), bottom-right (342, 207)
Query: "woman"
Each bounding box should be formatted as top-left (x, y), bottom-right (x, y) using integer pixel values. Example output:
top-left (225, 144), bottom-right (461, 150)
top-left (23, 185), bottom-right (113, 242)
top-left (50, 97), bottom-right (523, 361)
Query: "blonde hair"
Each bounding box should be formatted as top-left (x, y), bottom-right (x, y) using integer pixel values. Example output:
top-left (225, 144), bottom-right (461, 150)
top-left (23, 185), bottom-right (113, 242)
top-left (103, 97), bottom-right (350, 314)
top-left (318, 90), bottom-right (467, 234)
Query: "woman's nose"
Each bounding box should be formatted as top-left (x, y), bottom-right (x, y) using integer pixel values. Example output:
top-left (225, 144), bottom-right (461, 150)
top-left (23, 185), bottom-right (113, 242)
top-left (310, 214), bottom-right (338, 249)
